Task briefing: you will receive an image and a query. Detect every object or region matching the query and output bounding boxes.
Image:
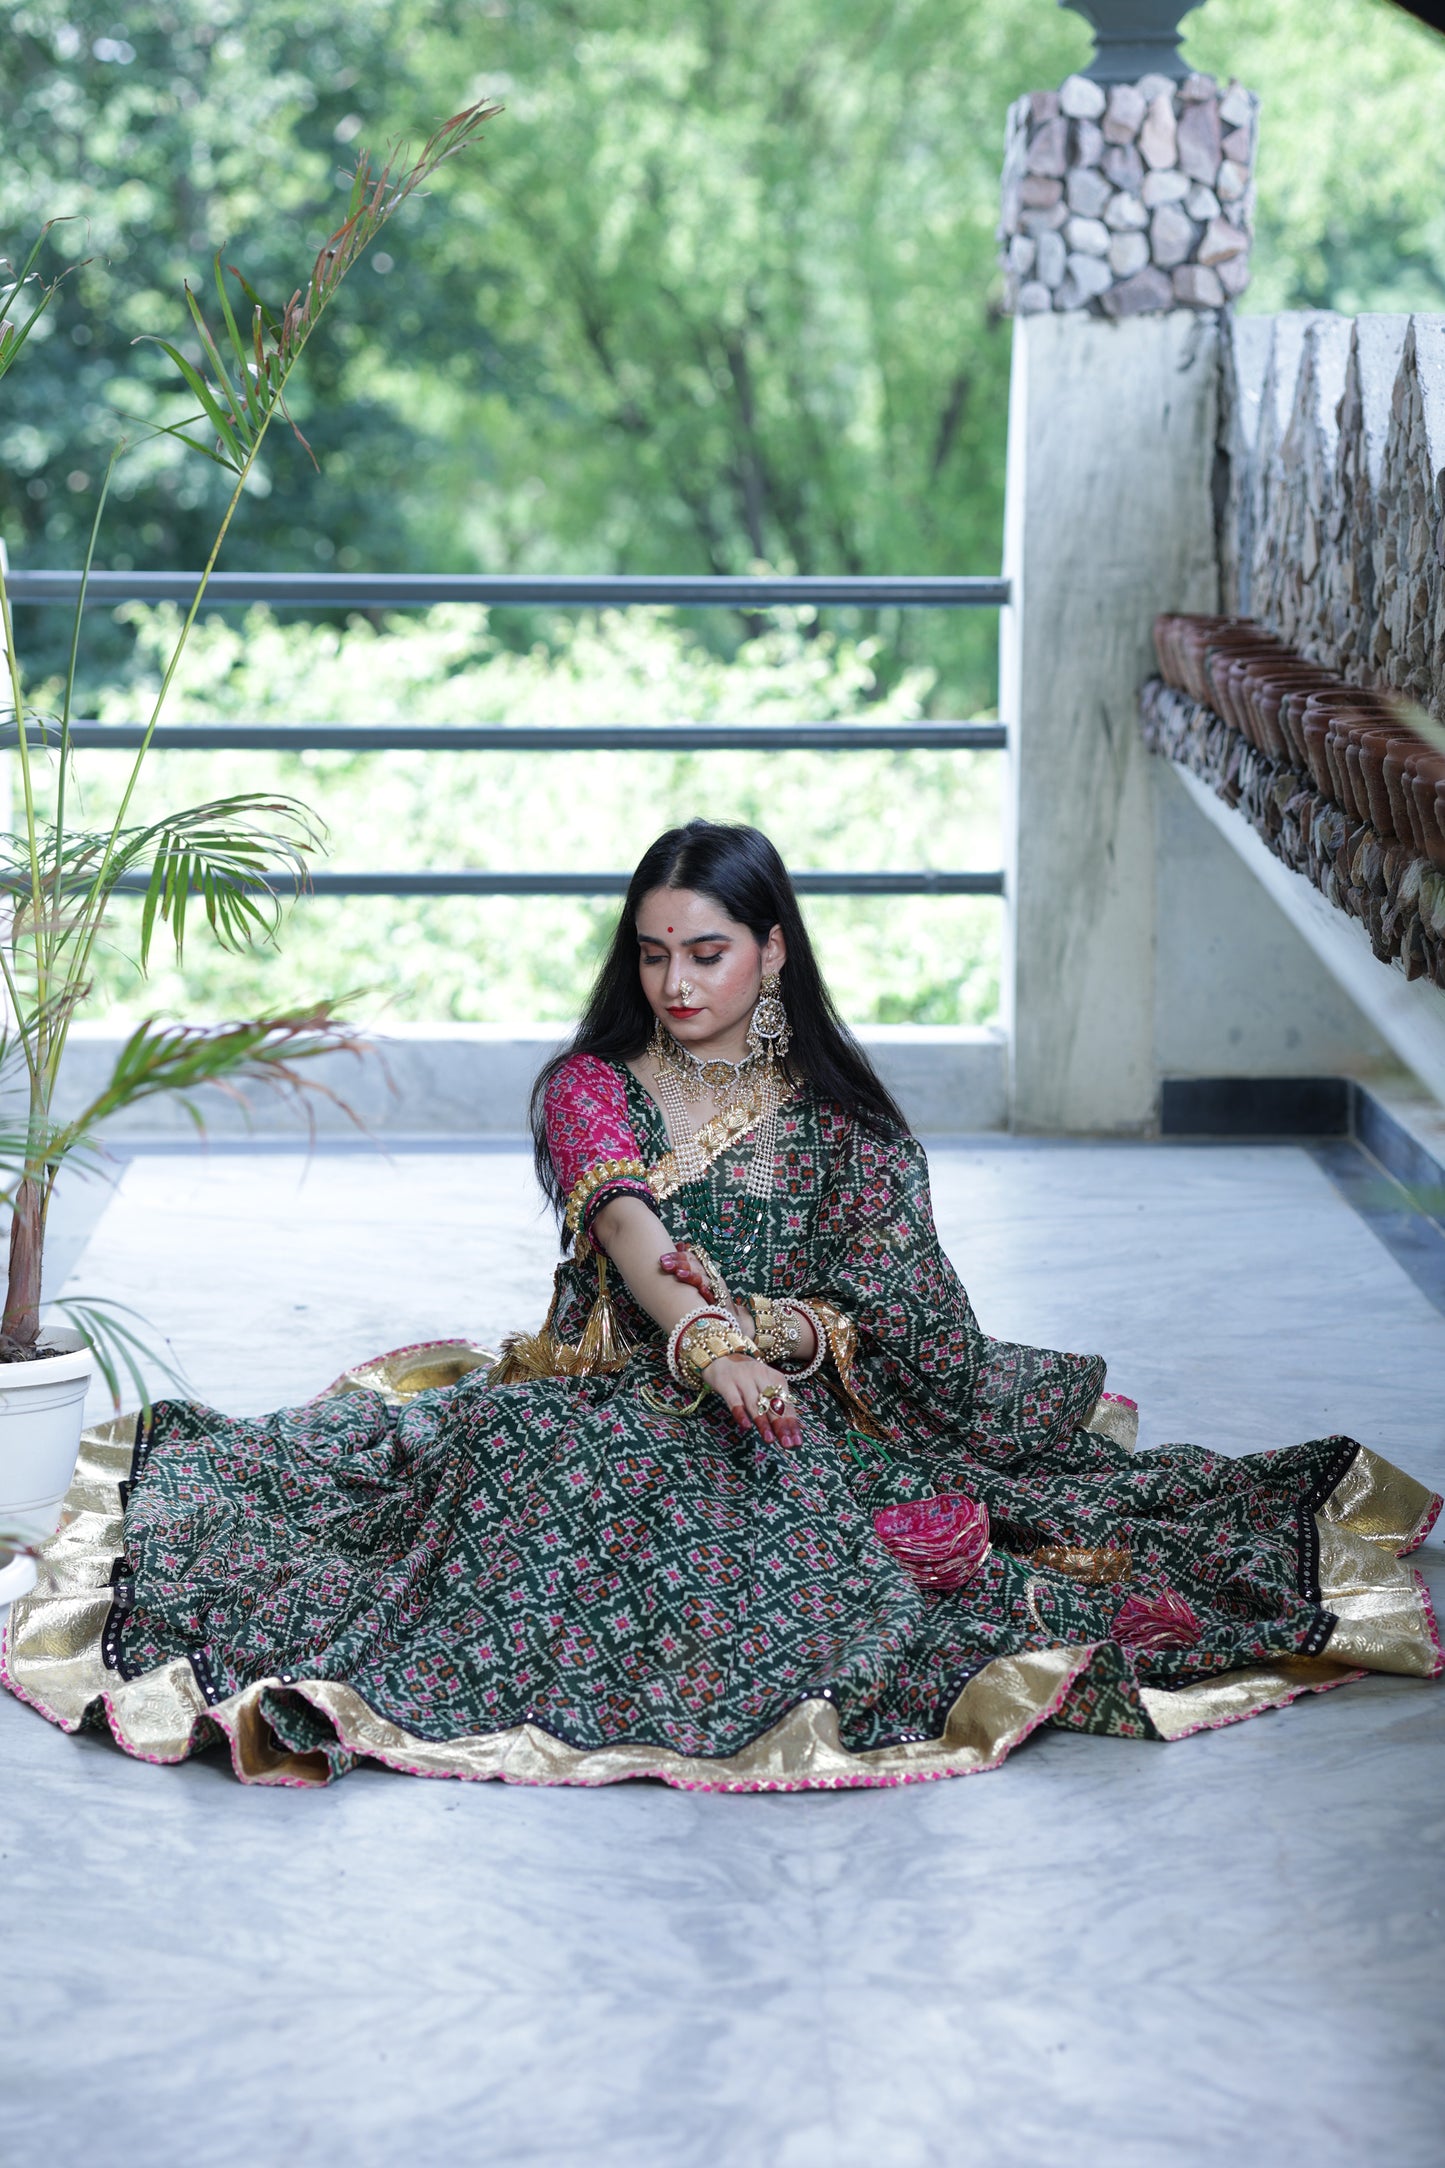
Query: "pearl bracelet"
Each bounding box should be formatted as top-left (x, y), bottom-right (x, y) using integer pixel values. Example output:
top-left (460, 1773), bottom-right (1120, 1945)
top-left (665, 1304), bottom-right (758, 1391)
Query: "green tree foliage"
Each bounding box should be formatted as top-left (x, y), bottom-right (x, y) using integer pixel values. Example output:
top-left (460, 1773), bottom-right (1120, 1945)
top-left (1, 0), bottom-right (1093, 709)
top-left (1191, 1), bottom-right (1445, 315)
top-left (4, 1), bottom-right (1443, 1028)
top-left (71, 602), bottom-right (1003, 1025)
top-left (5, 2), bottom-right (1442, 700)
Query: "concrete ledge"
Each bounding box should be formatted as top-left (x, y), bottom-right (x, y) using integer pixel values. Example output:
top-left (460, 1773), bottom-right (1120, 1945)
top-left (1171, 764), bottom-right (1445, 1104)
top-left (47, 1020), bottom-right (1009, 1140)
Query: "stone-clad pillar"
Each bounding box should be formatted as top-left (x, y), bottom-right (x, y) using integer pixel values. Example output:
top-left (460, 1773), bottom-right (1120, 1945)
top-left (1002, 3), bottom-right (1238, 1131)
top-left (998, 66), bottom-right (1258, 321)
top-left (1001, 311), bottom-right (1221, 1132)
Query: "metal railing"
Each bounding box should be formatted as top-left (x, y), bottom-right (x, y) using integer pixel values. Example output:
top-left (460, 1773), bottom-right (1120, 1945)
top-left (8, 571), bottom-right (1009, 611)
top-left (10, 570), bottom-right (1009, 899)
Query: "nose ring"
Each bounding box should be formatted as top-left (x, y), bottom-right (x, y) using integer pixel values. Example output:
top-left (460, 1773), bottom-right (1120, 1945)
top-left (678, 979), bottom-right (694, 1000)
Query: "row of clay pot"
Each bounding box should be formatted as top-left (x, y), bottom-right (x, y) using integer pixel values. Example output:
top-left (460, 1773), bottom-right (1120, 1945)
top-left (1152, 614), bottom-right (1445, 871)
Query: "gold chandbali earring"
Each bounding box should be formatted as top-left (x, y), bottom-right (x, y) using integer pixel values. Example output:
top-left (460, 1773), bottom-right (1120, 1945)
top-left (745, 971), bottom-right (791, 1063)
top-left (739, 971), bottom-right (790, 1199)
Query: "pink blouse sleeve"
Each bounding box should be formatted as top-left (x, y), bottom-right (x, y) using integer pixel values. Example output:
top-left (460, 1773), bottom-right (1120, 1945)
top-left (543, 1054), bottom-right (653, 1242)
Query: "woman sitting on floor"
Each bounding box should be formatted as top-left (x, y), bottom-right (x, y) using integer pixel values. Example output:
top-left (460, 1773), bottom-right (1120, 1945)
top-left (5, 818), bottom-right (1439, 1787)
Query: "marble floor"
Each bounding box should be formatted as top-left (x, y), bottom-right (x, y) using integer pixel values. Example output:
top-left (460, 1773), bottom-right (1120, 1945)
top-left (3, 1137), bottom-right (1443, 2167)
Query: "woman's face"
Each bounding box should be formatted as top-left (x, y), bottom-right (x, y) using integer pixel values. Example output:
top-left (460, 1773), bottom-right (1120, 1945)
top-left (636, 885), bottom-right (786, 1056)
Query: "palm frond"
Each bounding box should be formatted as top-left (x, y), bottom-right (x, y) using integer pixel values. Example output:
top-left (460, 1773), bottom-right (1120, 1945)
top-left (118, 793), bottom-right (327, 965)
top-left (0, 222), bottom-right (84, 382)
top-left (138, 102), bottom-right (499, 471)
top-left (45, 1293), bottom-right (190, 1416)
top-left (61, 1007), bottom-right (371, 1146)
top-left (0, 794), bottom-right (328, 966)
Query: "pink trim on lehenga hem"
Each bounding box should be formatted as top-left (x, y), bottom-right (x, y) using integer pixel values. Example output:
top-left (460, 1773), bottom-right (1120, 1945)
top-left (1414, 1571), bottom-right (1444, 1676)
top-left (1402, 1490), bottom-right (1442, 1557)
top-left (280, 1645), bottom-right (1101, 1794)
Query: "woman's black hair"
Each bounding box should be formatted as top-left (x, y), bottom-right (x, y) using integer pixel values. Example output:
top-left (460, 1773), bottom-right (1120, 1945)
top-left (531, 819), bottom-right (910, 1216)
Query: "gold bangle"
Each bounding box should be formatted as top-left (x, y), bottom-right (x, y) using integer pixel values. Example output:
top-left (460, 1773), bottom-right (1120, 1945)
top-left (677, 1319), bottom-right (758, 1391)
top-left (749, 1294), bottom-right (803, 1366)
top-left (744, 1295), bottom-right (826, 1378)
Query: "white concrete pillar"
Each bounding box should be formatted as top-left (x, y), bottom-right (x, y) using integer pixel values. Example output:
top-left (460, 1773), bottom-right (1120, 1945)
top-left (1001, 310), bottom-right (1221, 1132)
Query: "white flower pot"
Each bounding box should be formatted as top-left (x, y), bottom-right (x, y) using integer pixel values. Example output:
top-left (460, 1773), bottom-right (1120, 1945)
top-left (0, 1327), bottom-right (95, 1604)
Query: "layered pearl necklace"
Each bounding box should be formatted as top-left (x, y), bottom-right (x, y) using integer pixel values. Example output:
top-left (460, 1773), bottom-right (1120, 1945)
top-left (647, 1020), bottom-right (791, 1273)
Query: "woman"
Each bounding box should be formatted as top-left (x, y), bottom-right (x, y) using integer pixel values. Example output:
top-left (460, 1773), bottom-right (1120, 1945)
top-left (4, 821), bottom-right (1439, 1788)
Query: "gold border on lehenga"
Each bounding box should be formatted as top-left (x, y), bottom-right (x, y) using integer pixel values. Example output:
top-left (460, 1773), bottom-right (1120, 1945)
top-left (1139, 1443), bottom-right (1443, 1737)
top-left (3, 1421), bottom-right (1438, 1788)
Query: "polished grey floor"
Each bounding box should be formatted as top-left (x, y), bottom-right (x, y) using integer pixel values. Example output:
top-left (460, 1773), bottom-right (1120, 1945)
top-left (3, 1138), bottom-right (1443, 2167)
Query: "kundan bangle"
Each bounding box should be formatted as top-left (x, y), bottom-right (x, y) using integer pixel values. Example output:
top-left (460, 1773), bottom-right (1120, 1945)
top-left (666, 1305), bottom-right (732, 1389)
top-left (750, 1295), bottom-right (802, 1366)
top-left (746, 1295), bottom-right (828, 1380)
top-left (665, 1304), bottom-right (758, 1391)
top-left (678, 1318), bottom-right (758, 1390)
top-left (782, 1300), bottom-right (828, 1379)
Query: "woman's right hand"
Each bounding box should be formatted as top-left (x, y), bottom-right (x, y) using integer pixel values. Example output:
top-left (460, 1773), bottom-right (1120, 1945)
top-left (701, 1352), bottom-right (802, 1448)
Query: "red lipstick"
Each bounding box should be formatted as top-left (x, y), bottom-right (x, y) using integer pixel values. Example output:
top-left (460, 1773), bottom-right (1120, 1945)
top-left (667, 1005), bottom-right (701, 1019)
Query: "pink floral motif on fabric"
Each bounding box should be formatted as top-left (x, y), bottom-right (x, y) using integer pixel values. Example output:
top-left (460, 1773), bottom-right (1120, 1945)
top-left (1111, 1587), bottom-right (1203, 1652)
top-left (543, 1054), bottom-right (652, 1222)
top-left (872, 1493), bottom-right (991, 1592)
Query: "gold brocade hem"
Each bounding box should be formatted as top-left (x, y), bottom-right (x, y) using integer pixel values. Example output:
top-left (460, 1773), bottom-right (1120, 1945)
top-left (1, 1426), bottom-right (1438, 1789)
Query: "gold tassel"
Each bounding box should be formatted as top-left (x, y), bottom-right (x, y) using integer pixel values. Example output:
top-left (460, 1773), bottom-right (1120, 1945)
top-left (573, 1253), bottom-right (634, 1373)
top-left (1030, 1543), bottom-right (1133, 1586)
top-left (489, 1329), bottom-right (583, 1385)
top-left (488, 1255), bottom-right (635, 1386)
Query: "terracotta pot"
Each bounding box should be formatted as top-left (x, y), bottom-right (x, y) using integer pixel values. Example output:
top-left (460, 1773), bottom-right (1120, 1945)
top-left (1303, 694), bottom-right (1392, 813)
top-left (1301, 707), bottom-right (1335, 799)
top-left (1257, 667), bottom-right (1339, 766)
top-left (1327, 711), bottom-right (1387, 822)
top-left (1410, 753), bottom-right (1445, 869)
top-left (1273, 677), bottom-right (1338, 769)
top-left (1357, 730), bottom-right (1419, 839)
top-left (1239, 664), bottom-right (1292, 758)
top-left (1152, 614), bottom-right (1207, 685)
top-left (1218, 655), bottom-right (1265, 739)
top-left (1230, 649), bottom-right (1302, 747)
top-left (1173, 616), bottom-right (1245, 702)
top-left (1385, 742), bottom-right (1425, 849)
top-left (1206, 638), bottom-right (1285, 735)
top-left (1303, 697), bottom-right (1352, 806)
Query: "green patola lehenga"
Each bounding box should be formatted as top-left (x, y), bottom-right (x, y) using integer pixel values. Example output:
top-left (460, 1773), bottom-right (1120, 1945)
top-left (3, 1053), bottom-right (1439, 1789)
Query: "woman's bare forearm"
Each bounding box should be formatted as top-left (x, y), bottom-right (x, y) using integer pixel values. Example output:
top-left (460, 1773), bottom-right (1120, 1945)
top-left (589, 1194), bottom-right (712, 1333)
top-left (590, 1197), bottom-right (817, 1365)
top-left (589, 1194), bottom-right (803, 1445)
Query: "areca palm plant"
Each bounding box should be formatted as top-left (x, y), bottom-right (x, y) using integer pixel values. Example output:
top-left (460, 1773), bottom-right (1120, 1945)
top-left (0, 101), bottom-right (497, 1402)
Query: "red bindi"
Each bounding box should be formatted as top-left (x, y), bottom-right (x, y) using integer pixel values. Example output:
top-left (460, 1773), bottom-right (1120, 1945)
top-left (667, 926), bottom-right (673, 932)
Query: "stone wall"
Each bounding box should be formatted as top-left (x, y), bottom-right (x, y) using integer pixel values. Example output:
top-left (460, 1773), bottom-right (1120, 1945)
top-left (1219, 309), bottom-right (1445, 720)
top-left (998, 70), bottom-right (1257, 318)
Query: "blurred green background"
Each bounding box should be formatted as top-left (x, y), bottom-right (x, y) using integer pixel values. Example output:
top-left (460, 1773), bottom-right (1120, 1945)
top-left (3, 0), bottom-right (1443, 1024)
